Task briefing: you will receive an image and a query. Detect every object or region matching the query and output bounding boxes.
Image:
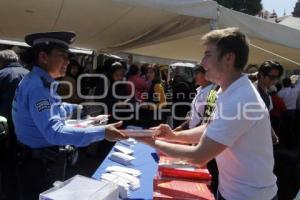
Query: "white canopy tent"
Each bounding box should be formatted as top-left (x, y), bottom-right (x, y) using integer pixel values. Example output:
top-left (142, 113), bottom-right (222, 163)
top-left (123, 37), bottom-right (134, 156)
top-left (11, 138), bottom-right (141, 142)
top-left (279, 16), bottom-right (300, 30)
top-left (0, 0), bottom-right (299, 69)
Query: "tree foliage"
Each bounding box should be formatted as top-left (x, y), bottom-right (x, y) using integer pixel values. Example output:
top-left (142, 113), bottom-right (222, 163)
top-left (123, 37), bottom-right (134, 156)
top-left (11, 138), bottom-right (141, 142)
top-left (215, 0), bottom-right (262, 16)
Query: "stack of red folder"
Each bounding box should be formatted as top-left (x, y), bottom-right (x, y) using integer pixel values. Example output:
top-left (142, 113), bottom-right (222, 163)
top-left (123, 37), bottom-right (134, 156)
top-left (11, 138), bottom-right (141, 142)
top-left (153, 176), bottom-right (215, 200)
top-left (158, 156), bottom-right (212, 181)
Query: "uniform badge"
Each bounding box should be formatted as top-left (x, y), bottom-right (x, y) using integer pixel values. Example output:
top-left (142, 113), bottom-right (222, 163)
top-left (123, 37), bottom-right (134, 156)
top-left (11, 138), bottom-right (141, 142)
top-left (36, 99), bottom-right (51, 112)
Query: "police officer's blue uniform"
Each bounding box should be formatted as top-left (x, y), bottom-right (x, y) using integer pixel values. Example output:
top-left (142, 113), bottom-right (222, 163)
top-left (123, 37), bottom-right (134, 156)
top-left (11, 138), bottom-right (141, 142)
top-left (12, 66), bottom-right (105, 148)
top-left (11, 31), bottom-right (109, 200)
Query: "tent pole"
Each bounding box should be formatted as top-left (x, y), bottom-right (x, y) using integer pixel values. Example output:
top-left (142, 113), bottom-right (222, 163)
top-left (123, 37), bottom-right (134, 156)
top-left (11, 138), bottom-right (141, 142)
top-left (250, 43), bottom-right (300, 67)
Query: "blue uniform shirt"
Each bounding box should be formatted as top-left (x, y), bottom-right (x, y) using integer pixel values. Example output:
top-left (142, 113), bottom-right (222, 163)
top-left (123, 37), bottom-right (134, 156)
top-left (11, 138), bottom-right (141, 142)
top-left (12, 66), bottom-right (105, 148)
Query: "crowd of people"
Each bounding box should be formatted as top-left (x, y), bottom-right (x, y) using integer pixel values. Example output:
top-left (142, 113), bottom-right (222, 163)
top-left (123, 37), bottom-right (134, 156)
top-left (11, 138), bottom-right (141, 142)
top-left (0, 27), bottom-right (300, 200)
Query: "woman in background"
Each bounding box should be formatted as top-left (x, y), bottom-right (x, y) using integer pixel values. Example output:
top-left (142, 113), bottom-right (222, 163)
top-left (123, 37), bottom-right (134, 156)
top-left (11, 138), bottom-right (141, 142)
top-left (139, 64), bottom-right (166, 127)
top-left (126, 64), bottom-right (148, 103)
top-left (105, 62), bottom-right (128, 117)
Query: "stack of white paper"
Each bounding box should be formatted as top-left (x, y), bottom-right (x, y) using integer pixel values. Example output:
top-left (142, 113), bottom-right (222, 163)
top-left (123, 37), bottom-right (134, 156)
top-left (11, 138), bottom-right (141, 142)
top-left (101, 170), bottom-right (140, 192)
top-left (101, 173), bottom-right (129, 198)
top-left (65, 115), bottom-right (109, 128)
top-left (114, 145), bottom-right (134, 155)
top-left (109, 152), bottom-right (136, 166)
top-left (39, 175), bottom-right (119, 200)
top-left (106, 166), bottom-right (141, 177)
top-left (119, 138), bottom-right (137, 147)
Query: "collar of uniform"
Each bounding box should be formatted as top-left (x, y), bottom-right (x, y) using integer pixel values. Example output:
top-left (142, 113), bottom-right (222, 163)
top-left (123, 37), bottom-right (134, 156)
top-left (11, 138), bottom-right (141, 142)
top-left (218, 75), bottom-right (249, 100)
top-left (32, 66), bottom-right (55, 83)
top-left (32, 66), bottom-right (59, 91)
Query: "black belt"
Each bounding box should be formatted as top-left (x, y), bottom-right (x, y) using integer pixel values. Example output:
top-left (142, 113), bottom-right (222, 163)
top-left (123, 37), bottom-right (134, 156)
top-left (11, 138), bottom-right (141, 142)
top-left (17, 142), bottom-right (70, 163)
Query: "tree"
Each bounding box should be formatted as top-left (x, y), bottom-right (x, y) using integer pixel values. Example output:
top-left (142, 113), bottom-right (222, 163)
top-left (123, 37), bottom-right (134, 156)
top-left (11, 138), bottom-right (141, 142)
top-left (215, 0), bottom-right (262, 16)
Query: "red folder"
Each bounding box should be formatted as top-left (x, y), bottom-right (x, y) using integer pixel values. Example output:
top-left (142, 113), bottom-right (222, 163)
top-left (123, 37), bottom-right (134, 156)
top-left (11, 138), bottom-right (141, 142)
top-left (158, 156), bottom-right (211, 181)
top-left (153, 176), bottom-right (215, 200)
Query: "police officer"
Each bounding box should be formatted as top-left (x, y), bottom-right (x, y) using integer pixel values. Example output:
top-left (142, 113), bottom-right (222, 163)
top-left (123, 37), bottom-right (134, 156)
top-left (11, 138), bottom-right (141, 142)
top-left (12, 31), bottom-right (127, 200)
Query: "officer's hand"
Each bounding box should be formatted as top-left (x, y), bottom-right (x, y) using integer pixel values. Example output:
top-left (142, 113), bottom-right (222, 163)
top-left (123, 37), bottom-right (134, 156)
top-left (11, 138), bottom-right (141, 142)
top-left (105, 121), bottom-right (128, 142)
top-left (151, 124), bottom-right (176, 140)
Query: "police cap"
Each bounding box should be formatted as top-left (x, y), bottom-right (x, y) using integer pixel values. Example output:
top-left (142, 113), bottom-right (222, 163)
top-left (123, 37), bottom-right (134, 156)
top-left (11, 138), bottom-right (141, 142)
top-left (24, 31), bottom-right (76, 51)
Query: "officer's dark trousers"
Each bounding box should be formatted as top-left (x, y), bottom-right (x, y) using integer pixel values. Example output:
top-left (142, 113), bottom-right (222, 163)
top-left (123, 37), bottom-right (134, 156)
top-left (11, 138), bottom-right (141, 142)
top-left (17, 149), bottom-right (67, 200)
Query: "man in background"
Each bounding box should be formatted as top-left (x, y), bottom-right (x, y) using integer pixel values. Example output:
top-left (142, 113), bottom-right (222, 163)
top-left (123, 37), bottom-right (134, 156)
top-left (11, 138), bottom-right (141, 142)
top-left (0, 49), bottom-right (29, 200)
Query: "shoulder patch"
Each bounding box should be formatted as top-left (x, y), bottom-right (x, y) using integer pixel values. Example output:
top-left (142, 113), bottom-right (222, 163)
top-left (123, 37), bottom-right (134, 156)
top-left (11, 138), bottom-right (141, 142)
top-left (36, 99), bottom-right (51, 112)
